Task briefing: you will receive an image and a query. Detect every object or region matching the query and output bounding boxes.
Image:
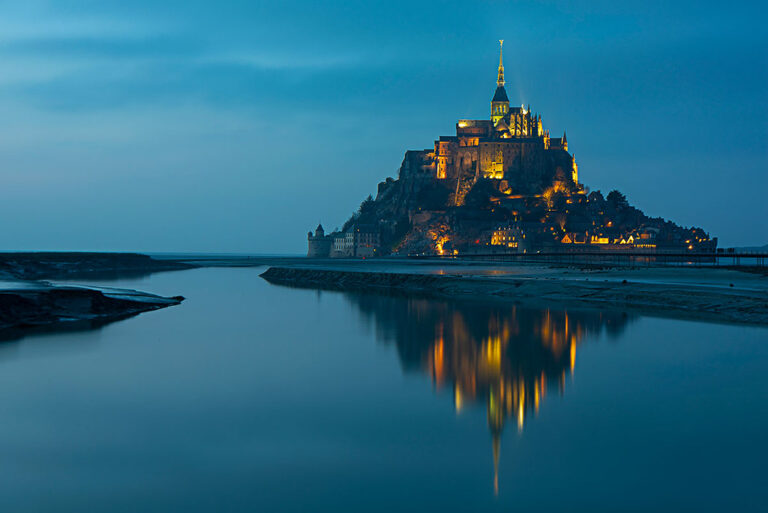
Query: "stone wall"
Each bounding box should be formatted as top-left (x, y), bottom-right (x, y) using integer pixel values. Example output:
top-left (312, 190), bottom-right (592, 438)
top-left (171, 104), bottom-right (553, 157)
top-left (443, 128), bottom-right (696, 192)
top-left (307, 236), bottom-right (331, 258)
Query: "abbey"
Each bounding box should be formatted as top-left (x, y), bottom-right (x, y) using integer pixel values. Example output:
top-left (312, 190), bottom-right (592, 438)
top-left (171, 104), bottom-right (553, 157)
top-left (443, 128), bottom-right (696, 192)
top-left (420, 40), bottom-right (579, 203)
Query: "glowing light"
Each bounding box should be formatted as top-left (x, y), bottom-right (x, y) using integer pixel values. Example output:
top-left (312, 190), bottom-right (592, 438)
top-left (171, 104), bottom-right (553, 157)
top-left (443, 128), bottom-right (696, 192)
top-left (570, 340), bottom-right (576, 373)
top-left (433, 336), bottom-right (445, 385)
top-left (435, 235), bottom-right (450, 255)
top-left (484, 336), bottom-right (502, 372)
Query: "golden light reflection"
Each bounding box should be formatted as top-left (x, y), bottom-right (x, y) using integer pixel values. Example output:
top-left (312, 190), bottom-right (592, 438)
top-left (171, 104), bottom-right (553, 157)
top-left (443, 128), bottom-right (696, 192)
top-left (343, 294), bottom-right (634, 496)
top-left (570, 339), bottom-right (576, 373)
top-left (433, 333), bottom-right (445, 386)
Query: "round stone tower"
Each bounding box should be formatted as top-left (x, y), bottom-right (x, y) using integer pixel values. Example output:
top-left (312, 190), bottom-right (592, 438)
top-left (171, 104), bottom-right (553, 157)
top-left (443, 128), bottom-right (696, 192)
top-left (307, 223), bottom-right (331, 257)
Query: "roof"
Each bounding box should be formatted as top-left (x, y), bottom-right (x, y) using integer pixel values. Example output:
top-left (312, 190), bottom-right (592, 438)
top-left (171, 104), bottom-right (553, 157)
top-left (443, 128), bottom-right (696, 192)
top-left (492, 86), bottom-right (509, 103)
top-left (494, 118), bottom-right (510, 131)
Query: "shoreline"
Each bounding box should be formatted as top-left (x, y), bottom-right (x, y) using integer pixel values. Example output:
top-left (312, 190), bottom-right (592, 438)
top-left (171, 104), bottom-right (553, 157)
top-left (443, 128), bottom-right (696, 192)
top-left (0, 252), bottom-right (196, 281)
top-left (0, 282), bottom-right (183, 340)
top-left (260, 266), bottom-right (768, 326)
top-left (0, 252), bottom-right (191, 340)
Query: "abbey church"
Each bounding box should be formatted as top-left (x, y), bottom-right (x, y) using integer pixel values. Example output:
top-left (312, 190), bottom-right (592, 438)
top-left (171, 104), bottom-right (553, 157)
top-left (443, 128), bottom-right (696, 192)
top-left (426, 40), bottom-right (579, 202)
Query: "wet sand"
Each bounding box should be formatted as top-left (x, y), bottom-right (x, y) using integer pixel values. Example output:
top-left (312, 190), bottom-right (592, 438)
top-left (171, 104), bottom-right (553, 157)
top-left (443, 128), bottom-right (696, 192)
top-left (261, 265), bottom-right (768, 326)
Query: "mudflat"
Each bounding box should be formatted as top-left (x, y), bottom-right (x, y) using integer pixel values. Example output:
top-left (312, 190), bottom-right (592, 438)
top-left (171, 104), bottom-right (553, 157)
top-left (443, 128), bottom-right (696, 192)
top-left (261, 264), bottom-right (768, 325)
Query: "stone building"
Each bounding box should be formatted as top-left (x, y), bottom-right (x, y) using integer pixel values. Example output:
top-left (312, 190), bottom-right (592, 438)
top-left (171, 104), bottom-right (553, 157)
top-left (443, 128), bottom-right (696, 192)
top-left (308, 224), bottom-right (381, 258)
top-left (330, 231), bottom-right (355, 258)
top-left (490, 223), bottom-right (528, 252)
top-left (307, 224), bottom-right (332, 257)
top-left (410, 40), bottom-right (579, 203)
top-left (353, 225), bottom-right (380, 258)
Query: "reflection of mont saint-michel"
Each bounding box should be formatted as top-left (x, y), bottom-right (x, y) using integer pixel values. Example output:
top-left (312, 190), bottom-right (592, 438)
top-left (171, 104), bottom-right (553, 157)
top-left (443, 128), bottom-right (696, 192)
top-left (308, 41), bottom-right (715, 257)
top-left (346, 292), bottom-right (634, 494)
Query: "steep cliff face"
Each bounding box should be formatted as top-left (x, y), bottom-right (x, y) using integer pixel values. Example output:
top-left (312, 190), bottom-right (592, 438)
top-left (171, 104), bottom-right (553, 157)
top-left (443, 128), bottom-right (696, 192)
top-left (346, 145), bottom-right (583, 255)
top-left (365, 151), bottom-right (454, 253)
top-left (354, 142), bottom-right (580, 254)
top-left (375, 151), bottom-right (441, 215)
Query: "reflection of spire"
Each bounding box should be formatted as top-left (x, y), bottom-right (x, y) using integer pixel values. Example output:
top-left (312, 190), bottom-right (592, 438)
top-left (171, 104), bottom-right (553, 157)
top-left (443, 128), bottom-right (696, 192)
top-left (488, 387), bottom-right (504, 496)
top-left (492, 432), bottom-right (500, 496)
top-left (497, 40), bottom-right (505, 87)
top-left (341, 293), bottom-right (635, 497)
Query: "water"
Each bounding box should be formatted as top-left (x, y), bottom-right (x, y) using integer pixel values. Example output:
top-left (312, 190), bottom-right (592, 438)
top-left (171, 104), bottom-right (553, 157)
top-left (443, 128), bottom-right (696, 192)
top-left (0, 267), bottom-right (766, 512)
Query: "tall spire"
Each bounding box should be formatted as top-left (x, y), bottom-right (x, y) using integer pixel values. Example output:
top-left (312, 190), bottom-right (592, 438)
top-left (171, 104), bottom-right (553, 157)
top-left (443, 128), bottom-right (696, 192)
top-left (497, 39), bottom-right (505, 87)
top-left (491, 40), bottom-right (510, 124)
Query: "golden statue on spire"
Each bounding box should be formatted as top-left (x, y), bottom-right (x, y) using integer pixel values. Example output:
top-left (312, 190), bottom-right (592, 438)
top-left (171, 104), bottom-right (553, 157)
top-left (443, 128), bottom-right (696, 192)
top-left (497, 39), bottom-right (505, 87)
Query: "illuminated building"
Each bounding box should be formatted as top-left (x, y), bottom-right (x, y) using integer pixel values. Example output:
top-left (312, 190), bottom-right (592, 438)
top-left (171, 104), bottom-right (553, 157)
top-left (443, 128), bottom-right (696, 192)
top-left (427, 40), bottom-right (580, 202)
top-left (490, 223), bottom-right (527, 251)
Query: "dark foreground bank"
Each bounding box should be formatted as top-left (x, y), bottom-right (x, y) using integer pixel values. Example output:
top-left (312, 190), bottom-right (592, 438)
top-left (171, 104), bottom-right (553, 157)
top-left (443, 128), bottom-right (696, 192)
top-left (261, 266), bottom-right (768, 325)
top-left (0, 252), bottom-right (191, 339)
top-left (0, 283), bottom-right (183, 338)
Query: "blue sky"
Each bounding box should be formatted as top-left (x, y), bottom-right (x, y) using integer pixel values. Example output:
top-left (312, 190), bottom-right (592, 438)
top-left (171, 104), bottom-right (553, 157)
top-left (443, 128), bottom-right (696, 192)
top-left (0, 0), bottom-right (765, 252)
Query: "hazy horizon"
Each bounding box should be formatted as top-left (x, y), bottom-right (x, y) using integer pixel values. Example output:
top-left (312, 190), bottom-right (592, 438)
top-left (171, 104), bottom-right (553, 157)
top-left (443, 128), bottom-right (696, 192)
top-left (0, 1), bottom-right (765, 252)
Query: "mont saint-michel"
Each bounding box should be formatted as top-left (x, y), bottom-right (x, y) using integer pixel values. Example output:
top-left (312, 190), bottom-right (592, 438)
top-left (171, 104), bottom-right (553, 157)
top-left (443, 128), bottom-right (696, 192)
top-left (1, 1), bottom-right (766, 509)
top-left (308, 41), bottom-right (716, 258)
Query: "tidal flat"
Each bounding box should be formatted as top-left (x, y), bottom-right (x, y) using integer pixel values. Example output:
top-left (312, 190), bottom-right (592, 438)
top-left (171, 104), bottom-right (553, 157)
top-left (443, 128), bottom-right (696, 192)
top-left (261, 262), bottom-right (768, 326)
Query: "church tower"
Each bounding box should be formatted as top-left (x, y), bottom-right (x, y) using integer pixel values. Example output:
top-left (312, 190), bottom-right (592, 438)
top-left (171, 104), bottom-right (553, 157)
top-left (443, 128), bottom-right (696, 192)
top-left (491, 40), bottom-right (510, 125)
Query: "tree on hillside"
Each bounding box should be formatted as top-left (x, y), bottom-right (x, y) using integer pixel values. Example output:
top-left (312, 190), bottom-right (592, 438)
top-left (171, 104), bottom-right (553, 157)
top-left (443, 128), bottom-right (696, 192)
top-left (607, 190), bottom-right (628, 210)
top-left (343, 195), bottom-right (377, 231)
top-left (359, 195), bottom-right (375, 215)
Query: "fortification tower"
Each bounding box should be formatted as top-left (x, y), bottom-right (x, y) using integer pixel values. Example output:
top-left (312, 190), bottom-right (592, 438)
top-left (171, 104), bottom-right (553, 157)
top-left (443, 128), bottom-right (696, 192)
top-left (307, 223), bottom-right (331, 257)
top-left (491, 40), bottom-right (510, 125)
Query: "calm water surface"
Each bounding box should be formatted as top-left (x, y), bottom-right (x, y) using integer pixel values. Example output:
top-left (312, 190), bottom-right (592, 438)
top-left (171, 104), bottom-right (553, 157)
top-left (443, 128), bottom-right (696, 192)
top-left (0, 267), bottom-right (766, 512)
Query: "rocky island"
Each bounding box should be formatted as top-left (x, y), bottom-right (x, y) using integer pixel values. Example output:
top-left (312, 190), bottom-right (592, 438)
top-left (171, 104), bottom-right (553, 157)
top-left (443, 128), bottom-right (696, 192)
top-left (258, 42), bottom-right (768, 326)
top-left (307, 41), bottom-right (716, 258)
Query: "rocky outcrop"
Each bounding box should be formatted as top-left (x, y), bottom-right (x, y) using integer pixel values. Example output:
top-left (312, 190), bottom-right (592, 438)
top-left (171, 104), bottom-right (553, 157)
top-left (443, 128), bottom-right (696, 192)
top-left (0, 252), bottom-right (191, 340)
top-left (0, 283), bottom-right (183, 336)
